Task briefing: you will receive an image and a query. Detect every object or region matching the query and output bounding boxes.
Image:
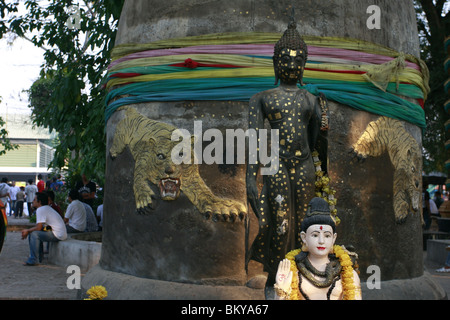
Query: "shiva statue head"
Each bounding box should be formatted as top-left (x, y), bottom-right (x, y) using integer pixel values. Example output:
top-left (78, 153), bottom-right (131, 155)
top-left (273, 19), bottom-right (308, 86)
top-left (299, 197), bottom-right (337, 257)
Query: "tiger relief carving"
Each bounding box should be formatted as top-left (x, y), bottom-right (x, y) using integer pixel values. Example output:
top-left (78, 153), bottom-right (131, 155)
top-left (351, 116), bottom-right (422, 224)
top-left (109, 107), bottom-right (247, 222)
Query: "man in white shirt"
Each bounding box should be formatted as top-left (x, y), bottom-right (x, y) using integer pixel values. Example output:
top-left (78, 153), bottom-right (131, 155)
top-left (8, 181), bottom-right (19, 216)
top-left (64, 189), bottom-right (86, 233)
top-left (25, 179), bottom-right (38, 216)
top-left (0, 177), bottom-right (10, 212)
top-left (21, 192), bottom-right (67, 266)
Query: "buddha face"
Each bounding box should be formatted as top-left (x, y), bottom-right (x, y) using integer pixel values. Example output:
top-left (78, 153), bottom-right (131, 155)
top-left (300, 224), bottom-right (337, 257)
top-left (274, 48), bottom-right (305, 85)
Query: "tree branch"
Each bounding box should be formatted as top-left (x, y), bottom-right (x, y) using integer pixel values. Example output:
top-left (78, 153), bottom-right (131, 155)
top-left (419, 0), bottom-right (442, 34)
top-left (435, 0), bottom-right (445, 16)
top-left (5, 26), bottom-right (49, 51)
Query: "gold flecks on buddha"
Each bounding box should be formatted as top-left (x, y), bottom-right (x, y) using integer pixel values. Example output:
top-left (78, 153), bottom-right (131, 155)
top-left (110, 106), bottom-right (247, 221)
top-left (352, 116), bottom-right (421, 223)
top-left (246, 20), bottom-right (327, 274)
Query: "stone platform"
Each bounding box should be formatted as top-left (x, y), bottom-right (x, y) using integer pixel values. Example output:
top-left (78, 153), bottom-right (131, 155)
top-left (48, 232), bottom-right (102, 272)
top-left (3, 217), bottom-right (448, 300)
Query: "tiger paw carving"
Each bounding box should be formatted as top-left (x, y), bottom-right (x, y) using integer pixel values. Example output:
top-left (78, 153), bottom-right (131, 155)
top-left (352, 116), bottom-right (422, 224)
top-left (198, 196), bottom-right (248, 222)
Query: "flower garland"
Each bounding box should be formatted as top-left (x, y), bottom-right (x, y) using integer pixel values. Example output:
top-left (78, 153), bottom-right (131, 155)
top-left (285, 248), bottom-right (303, 300)
top-left (312, 150), bottom-right (340, 225)
top-left (285, 245), bottom-right (357, 300)
top-left (333, 245), bottom-right (357, 300)
top-left (85, 285), bottom-right (108, 300)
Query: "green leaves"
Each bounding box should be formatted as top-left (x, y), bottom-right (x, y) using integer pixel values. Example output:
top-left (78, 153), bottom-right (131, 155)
top-left (414, 0), bottom-right (449, 174)
top-left (0, 98), bottom-right (19, 156)
top-left (2, 0), bottom-right (125, 186)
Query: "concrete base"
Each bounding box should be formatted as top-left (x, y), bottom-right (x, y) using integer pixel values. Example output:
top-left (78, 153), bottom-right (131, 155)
top-left (78, 265), bottom-right (265, 300)
top-left (48, 232), bottom-right (102, 272)
top-left (361, 272), bottom-right (447, 300)
top-left (79, 265), bottom-right (446, 300)
top-left (47, 230), bottom-right (446, 300)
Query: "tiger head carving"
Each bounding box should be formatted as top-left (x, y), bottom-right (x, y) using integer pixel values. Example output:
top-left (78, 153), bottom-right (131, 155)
top-left (146, 137), bottom-right (183, 201)
top-left (109, 108), bottom-right (184, 204)
top-left (109, 107), bottom-right (247, 221)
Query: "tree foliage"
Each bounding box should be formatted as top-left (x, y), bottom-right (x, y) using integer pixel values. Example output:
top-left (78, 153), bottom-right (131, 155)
top-left (1, 0), bottom-right (448, 181)
top-left (0, 0), bottom-right (125, 186)
top-left (0, 98), bottom-right (19, 156)
top-left (414, 0), bottom-right (450, 173)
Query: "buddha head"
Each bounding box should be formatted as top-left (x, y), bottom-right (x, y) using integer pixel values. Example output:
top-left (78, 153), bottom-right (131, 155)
top-left (273, 20), bottom-right (308, 86)
top-left (299, 197), bottom-right (337, 257)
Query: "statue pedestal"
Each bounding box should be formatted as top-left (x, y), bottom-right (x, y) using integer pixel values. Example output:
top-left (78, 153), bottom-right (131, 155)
top-left (78, 265), bottom-right (265, 300)
top-left (79, 265), bottom-right (445, 300)
top-left (361, 273), bottom-right (447, 300)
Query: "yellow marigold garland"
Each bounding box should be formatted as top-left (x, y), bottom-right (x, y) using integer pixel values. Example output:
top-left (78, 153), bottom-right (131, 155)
top-left (312, 150), bottom-right (340, 225)
top-left (85, 285), bottom-right (108, 300)
top-left (285, 249), bottom-right (302, 300)
top-left (333, 245), bottom-right (356, 300)
top-left (285, 245), bottom-right (356, 300)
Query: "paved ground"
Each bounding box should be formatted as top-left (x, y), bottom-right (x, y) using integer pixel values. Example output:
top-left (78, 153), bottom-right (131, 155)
top-left (0, 217), bottom-right (78, 300)
top-left (1, 216), bottom-right (449, 300)
top-left (423, 252), bottom-right (450, 299)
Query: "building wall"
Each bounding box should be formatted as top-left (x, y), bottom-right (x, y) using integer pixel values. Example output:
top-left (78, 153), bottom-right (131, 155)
top-left (0, 113), bottom-right (56, 183)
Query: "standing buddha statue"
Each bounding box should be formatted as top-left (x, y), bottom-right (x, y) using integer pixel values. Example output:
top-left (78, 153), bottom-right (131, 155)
top-left (246, 20), bottom-right (329, 292)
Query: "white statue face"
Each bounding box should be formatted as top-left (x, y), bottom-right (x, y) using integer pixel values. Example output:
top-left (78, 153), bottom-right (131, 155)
top-left (301, 224), bottom-right (337, 257)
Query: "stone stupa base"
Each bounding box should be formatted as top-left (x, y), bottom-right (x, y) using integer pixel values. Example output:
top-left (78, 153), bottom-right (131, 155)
top-left (78, 265), bottom-right (446, 300)
top-left (361, 273), bottom-right (447, 300)
top-left (78, 265), bottom-right (266, 300)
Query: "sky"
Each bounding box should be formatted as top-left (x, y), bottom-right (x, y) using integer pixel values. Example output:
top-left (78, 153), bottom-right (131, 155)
top-left (0, 0), bottom-right (92, 118)
top-left (0, 1), bottom-right (46, 116)
top-left (0, 35), bottom-right (45, 116)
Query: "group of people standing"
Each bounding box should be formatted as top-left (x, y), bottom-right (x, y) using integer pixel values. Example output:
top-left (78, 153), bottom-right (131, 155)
top-left (0, 173), bottom-right (103, 266)
top-left (0, 176), bottom-right (45, 218)
top-left (422, 189), bottom-right (445, 230)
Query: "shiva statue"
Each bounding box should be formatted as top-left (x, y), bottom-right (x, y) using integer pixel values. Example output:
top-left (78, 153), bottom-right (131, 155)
top-left (274, 197), bottom-right (361, 300)
top-left (246, 19), bottom-right (329, 292)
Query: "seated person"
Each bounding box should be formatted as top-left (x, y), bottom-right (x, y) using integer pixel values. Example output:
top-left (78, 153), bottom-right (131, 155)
top-left (274, 197), bottom-right (361, 300)
top-left (64, 189), bottom-right (86, 233)
top-left (46, 190), bottom-right (63, 219)
top-left (21, 192), bottom-right (67, 266)
top-left (82, 202), bottom-right (98, 232)
top-left (97, 204), bottom-right (103, 231)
